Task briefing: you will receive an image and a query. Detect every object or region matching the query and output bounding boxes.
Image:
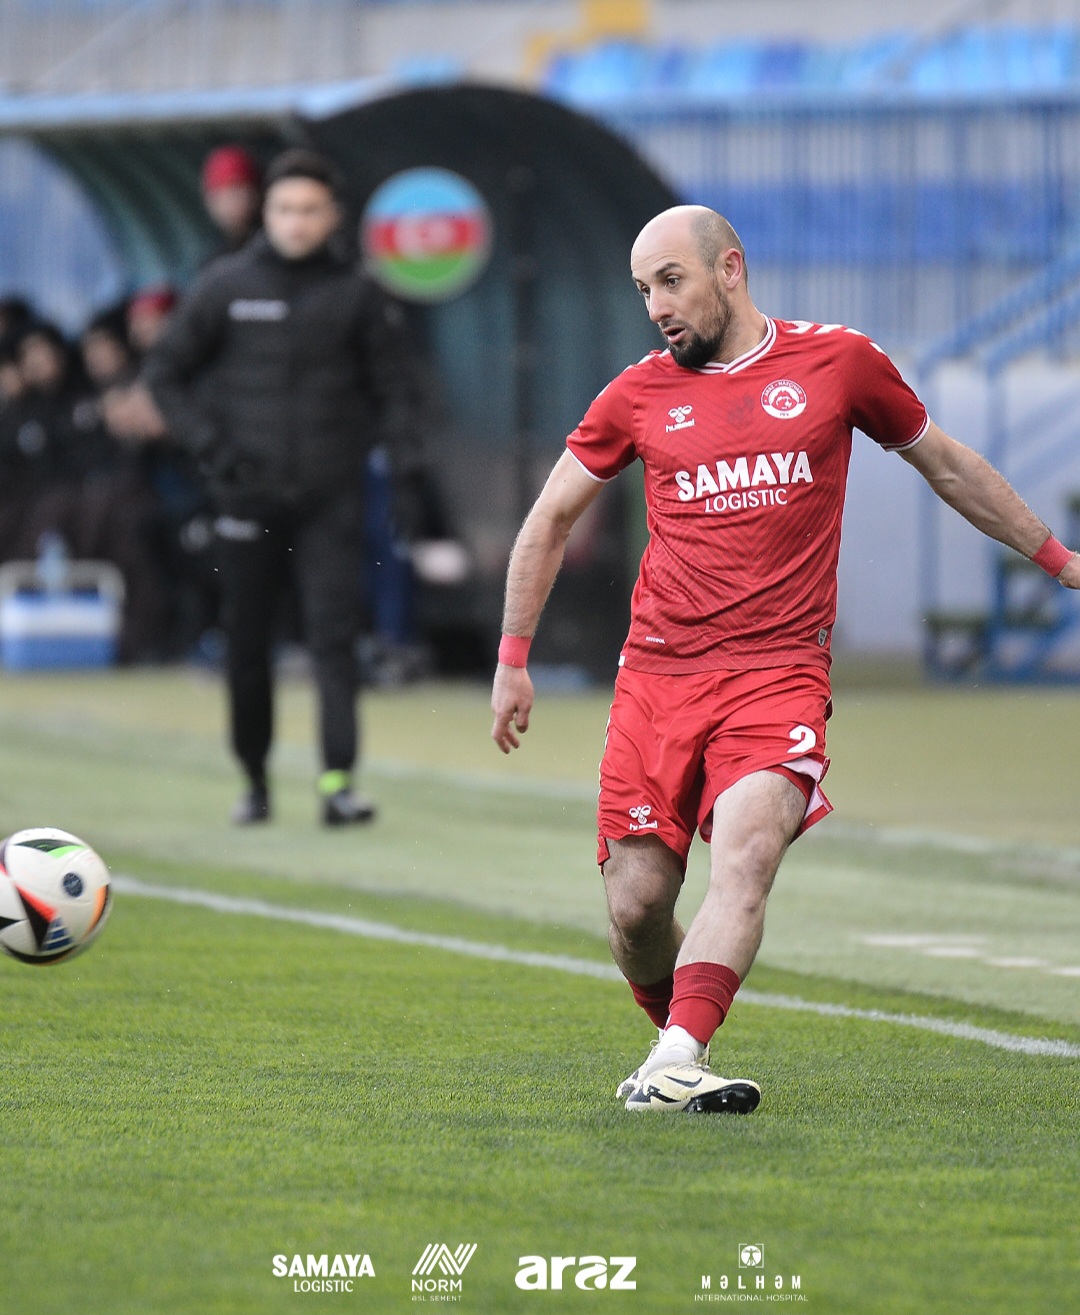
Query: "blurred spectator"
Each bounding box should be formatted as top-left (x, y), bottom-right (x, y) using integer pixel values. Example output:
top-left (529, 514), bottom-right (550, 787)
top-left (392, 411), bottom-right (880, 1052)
top-left (0, 334), bottom-right (25, 410)
top-left (0, 317), bottom-right (179, 661)
top-left (0, 296), bottom-right (32, 342)
top-left (126, 285), bottom-right (178, 357)
top-left (4, 322), bottom-right (111, 484)
top-left (201, 146), bottom-right (262, 262)
top-left (79, 304), bottom-right (135, 390)
top-left (97, 288), bottom-right (217, 660)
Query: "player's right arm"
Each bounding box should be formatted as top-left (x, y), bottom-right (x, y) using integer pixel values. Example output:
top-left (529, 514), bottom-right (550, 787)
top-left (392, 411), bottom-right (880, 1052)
top-left (143, 272), bottom-right (229, 459)
top-left (490, 451), bottom-right (606, 753)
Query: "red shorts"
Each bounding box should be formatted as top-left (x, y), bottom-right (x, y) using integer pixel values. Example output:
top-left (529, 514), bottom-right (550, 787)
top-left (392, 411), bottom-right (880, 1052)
top-left (597, 664), bottom-right (833, 868)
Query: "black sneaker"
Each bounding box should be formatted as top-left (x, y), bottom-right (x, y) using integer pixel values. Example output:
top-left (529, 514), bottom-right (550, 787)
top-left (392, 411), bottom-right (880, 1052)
top-left (321, 789), bottom-right (376, 827)
top-left (230, 785), bottom-right (270, 826)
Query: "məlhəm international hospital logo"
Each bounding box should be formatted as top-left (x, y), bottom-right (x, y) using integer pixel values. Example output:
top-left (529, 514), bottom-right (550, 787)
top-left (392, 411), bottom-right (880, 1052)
top-left (696, 1242), bottom-right (807, 1303)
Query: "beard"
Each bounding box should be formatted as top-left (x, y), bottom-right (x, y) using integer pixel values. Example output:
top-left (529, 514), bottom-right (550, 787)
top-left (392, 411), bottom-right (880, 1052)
top-left (665, 281), bottom-right (732, 369)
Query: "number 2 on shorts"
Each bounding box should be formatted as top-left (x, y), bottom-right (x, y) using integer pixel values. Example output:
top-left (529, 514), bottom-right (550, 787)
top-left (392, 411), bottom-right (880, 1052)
top-left (788, 724), bottom-right (817, 754)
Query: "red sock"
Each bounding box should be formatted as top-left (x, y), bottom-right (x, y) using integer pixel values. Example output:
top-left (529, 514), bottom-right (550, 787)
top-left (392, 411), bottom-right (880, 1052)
top-left (667, 963), bottom-right (741, 1045)
top-left (627, 973), bottom-right (675, 1029)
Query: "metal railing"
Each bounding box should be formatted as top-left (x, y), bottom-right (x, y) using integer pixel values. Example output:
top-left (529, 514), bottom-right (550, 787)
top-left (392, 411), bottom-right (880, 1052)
top-left (0, 0), bottom-right (370, 93)
top-left (607, 98), bottom-right (1080, 351)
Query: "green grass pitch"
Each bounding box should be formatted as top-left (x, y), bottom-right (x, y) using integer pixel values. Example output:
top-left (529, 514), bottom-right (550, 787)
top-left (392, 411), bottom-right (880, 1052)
top-left (1, 668), bottom-right (1079, 1314)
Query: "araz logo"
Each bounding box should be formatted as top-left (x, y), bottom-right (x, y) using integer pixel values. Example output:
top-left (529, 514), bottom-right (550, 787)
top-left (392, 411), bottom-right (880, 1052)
top-left (515, 1255), bottom-right (637, 1291)
top-left (666, 405), bottom-right (695, 432)
top-left (411, 1243), bottom-right (476, 1296)
top-left (760, 380), bottom-right (807, 420)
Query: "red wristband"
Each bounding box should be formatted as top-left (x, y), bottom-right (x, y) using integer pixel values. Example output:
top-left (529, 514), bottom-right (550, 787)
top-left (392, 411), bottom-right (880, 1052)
top-left (1032, 534), bottom-right (1073, 578)
top-left (498, 634), bottom-right (532, 668)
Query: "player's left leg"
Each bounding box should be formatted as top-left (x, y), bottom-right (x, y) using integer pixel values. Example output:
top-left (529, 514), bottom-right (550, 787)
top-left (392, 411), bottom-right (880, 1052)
top-left (679, 768), bottom-right (805, 975)
top-left (294, 487), bottom-right (374, 826)
top-left (625, 770), bottom-right (804, 1114)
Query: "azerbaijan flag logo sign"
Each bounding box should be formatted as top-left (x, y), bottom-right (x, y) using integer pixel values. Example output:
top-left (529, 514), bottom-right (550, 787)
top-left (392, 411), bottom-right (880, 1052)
top-left (362, 168), bottom-right (492, 303)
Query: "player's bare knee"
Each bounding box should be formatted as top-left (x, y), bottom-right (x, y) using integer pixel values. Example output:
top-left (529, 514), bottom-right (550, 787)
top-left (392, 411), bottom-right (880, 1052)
top-left (715, 828), bottom-right (787, 891)
top-left (603, 838), bottom-right (681, 948)
top-left (606, 885), bottom-right (672, 950)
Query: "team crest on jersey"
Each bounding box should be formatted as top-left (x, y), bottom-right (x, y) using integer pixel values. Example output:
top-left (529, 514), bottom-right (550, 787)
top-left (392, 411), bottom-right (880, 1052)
top-left (666, 405), bottom-right (695, 432)
top-left (761, 379), bottom-right (807, 420)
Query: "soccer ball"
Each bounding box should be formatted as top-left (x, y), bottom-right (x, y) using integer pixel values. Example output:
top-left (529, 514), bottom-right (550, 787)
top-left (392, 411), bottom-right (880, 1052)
top-left (0, 828), bottom-right (112, 965)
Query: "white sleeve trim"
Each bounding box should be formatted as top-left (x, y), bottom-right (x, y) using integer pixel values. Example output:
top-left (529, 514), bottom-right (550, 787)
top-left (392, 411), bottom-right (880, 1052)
top-left (881, 413), bottom-right (930, 452)
top-left (566, 446), bottom-right (615, 483)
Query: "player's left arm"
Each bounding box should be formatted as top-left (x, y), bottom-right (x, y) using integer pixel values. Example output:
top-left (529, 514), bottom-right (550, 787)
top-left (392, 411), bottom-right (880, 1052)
top-left (901, 421), bottom-right (1080, 588)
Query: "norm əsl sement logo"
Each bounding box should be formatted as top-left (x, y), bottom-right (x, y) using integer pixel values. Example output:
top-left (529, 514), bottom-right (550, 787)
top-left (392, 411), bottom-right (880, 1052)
top-left (411, 1242), bottom-right (478, 1295)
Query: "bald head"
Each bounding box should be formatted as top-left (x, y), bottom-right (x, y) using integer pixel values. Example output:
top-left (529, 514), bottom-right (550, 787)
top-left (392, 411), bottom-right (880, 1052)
top-left (632, 205), bottom-right (747, 282)
top-left (690, 210), bottom-right (745, 275)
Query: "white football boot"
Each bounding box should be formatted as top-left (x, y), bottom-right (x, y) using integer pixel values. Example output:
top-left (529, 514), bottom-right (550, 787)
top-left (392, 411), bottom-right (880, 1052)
top-left (616, 1037), bottom-right (710, 1100)
top-left (625, 1059), bottom-right (761, 1114)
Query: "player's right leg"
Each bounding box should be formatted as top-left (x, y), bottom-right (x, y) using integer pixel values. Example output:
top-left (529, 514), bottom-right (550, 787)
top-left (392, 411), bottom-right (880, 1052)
top-left (216, 510), bottom-right (284, 824)
top-left (597, 667), bottom-right (707, 1102)
top-left (603, 835), bottom-right (686, 1096)
top-left (603, 834), bottom-right (685, 987)
top-left (604, 837), bottom-right (753, 1110)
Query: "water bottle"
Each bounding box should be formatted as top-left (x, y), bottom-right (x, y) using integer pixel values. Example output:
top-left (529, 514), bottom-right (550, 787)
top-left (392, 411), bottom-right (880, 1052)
top-left (36, 531), bottom-right (69, 595)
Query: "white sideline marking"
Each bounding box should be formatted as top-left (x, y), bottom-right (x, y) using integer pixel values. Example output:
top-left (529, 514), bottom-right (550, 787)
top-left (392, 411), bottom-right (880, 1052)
top-left (859, 933), bottom-right (1074, 977)
top-left (863, 934), bottom-right (987, 948)
top-left (112, 876), bottom-right (1080, 1061)
top-left (362, 758), bottom-right (1080, 871)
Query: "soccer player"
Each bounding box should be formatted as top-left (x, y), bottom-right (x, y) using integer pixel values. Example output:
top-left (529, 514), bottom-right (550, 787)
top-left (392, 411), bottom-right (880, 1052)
top-left (490, 205), bottom-right (1080, 1114)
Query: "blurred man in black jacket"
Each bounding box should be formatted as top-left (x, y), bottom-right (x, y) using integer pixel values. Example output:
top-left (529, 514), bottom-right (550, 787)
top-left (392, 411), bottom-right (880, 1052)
top-left (147, 149), bottom-right (406, 826)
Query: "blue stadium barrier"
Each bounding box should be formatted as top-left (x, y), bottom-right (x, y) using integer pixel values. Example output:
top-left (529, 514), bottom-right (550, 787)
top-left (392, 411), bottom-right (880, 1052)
top-left (604, 98), bottom-right (1080, 348)
top-left (542, 25), bottom-right (1080, 100)
top-left (916, 225), bottom-right (1080, 683)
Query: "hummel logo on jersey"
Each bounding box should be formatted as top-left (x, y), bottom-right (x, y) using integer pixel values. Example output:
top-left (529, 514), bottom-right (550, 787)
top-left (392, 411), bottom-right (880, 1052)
top-left (666, 405), bottom-right (695, 432)
top-left (628, 805), bottom-right (658, 832)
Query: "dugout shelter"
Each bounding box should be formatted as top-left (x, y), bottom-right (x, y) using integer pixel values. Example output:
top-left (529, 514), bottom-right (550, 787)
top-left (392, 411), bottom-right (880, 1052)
top-left (0, 82), bottom-right (678, 676)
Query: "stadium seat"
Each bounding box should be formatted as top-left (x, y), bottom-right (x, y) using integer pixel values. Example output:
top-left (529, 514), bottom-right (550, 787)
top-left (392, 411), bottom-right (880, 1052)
top-left (755, 42), bottom-right (812, 91)
top-left (542, 40), bottom-right (652, 103)
top-left (681, 41), bottom-right (763, 97)
top-left (541, 23), bottom-right (1080, 103)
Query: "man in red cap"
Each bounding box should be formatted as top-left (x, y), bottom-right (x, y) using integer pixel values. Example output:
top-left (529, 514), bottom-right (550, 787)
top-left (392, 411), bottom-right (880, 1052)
top-left (201, 146), bottom-right (262, 262)
top-left (126, 286), bottom-right (179, 357)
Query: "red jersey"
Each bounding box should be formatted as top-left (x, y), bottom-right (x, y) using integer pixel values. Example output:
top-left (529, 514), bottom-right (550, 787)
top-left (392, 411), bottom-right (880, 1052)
top-left (565, 317), bottom-right (928, 673)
